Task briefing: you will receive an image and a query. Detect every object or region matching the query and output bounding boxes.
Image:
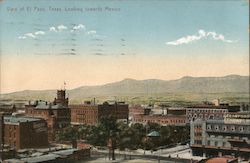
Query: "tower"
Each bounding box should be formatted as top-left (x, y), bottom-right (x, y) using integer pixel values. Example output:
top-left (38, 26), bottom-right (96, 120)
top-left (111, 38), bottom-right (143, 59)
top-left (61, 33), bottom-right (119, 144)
top-left (53, 90), bottom-right (69, 107)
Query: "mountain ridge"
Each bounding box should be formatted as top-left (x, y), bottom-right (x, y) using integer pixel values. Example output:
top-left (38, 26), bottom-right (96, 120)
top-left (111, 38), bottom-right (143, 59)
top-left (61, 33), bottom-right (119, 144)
top-left (1, 75), bottom-right (249, 100)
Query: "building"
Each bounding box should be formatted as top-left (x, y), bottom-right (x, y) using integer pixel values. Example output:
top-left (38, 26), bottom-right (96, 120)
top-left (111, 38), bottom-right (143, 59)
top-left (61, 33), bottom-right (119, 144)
top-left (25, 90), bottom-right (70, 140)
top-left (190, 112), bottom-right (250, 160)
top-left (3, 148), bottom-right (90, 163)
top-left (0, 104), bottom-right (16, 115)
top-left (186, 105), bottom-right (228, 123)
top-left (129, 105), bottom-right (153, 116)
top-left (200, 156), bottom-right (238, 163)
top-left (186, 100), bottom-right (242, 123)
top-left (132, 114), bottom-right (186, 126)
top-left (130, 105), bottom-right (187, 126)
top-left (0, 99), bottom-right (29, 113)
top-left (166, 107), bottom-right (186, 115)
top-left (0, 114), bottom-right (48, 150)
top-left (70, 101), bottom-right (129, 125)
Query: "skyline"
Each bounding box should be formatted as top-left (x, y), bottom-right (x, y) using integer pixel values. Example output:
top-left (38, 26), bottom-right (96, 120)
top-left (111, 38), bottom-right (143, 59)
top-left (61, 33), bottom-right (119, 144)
top-left (0, 0), bottom-right (249, 93)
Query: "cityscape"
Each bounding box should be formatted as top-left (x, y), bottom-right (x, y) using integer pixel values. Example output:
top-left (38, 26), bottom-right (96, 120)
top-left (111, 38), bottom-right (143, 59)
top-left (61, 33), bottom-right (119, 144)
top-left (0, 0), bottom-right (249, 163)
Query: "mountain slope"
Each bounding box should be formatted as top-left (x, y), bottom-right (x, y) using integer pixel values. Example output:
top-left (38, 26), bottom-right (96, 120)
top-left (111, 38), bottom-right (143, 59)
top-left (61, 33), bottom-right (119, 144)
top-left (1, 75), bottom-right (249, 100)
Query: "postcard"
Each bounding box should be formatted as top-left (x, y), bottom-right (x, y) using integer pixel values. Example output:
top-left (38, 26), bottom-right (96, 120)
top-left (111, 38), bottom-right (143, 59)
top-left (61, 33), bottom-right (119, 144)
top-left (0, 0), bottom-right (249, 162)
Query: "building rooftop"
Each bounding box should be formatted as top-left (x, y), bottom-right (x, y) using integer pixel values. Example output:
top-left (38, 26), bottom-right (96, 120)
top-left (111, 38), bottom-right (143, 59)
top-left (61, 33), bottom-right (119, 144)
top-left (205, 156), bottom-right (237, 163)
top-left (35, 101), bottom-right (67, 110)
top-left (186, 105), bottom-right (228, 109)
top-left (20, 153), bottom-right (60, 163)
top-left (52, 148), bottom-right (78, 156)
top-left (4, 116), bottom-right (43, 125)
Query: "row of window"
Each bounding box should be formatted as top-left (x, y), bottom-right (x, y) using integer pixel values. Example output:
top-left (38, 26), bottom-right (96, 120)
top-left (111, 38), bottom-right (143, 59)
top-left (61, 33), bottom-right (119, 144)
top-left (194, 132), bottom-right (202, 137)
top-left (207, 124), bottom-right (250, 132)
top-left (207, 140), bottom-right (227, 147)
top-left (187, 109), bottom-right (227, 113)
top-left (189, 113), bottom-right (222, 119)
top-left (74, 110), bottom-right (97, 114)
top-left (194, 140), bottom-right (202, 145)
top-left (134, 119), bottom-right (186, 124)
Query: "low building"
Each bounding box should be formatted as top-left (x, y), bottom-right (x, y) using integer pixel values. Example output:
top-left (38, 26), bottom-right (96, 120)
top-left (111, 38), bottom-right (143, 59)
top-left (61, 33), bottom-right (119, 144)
top-left (132, 114), bottom-right (187, 126)
top-left (190, 112), bottom-right (250, 161)
top-left (166, 107), bottom-right (186, 115)
top-left (0, 104), bottom-right (16, 115)
top-left (1, 115), bottom-right (48, 150)
top-left (70, 101), bottom-right (129, 125)
top-left (129, 105), bottom-right (152, 116)
top-left (3, 148), bottom-right (90, 163)
top-left (200, 156), bottom-right (238, 163)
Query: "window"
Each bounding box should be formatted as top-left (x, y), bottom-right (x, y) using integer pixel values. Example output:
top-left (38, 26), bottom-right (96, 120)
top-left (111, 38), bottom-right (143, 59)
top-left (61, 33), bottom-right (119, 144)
top-left (215, 125), bottom-right (219, 131)
top-left (239, 127), bottom-right (244, 132)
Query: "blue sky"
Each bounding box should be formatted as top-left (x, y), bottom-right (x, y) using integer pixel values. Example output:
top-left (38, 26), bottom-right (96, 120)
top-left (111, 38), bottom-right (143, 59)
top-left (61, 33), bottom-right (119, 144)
top-left (0, 0), bottom-right (249, 92)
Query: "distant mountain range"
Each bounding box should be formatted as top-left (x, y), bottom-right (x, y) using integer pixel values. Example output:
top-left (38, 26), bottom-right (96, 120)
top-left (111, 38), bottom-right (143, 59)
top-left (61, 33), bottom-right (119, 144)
top-left (1, 75), bottom-right (249, 100)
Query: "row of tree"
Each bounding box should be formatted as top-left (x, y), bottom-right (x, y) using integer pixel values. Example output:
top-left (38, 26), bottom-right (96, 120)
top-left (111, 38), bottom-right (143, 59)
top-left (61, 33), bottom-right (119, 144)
top-left (56, 116), bottom-right (190, 151)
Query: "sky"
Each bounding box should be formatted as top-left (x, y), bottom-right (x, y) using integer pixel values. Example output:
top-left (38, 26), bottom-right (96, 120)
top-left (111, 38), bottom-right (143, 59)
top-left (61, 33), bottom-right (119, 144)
top-left (0, 0), bottom-right (249, 93)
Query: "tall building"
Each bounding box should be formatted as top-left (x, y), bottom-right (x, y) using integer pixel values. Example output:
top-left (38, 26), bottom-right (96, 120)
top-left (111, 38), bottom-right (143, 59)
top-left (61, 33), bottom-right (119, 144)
top-left (70, 101), bottom-right (129, 125)
top-left (25, 90), bottom-right (70, 141)
top-left (190, 112), bottom-right (250, 160)
top-left (1, 115), bottom-right (48, 150)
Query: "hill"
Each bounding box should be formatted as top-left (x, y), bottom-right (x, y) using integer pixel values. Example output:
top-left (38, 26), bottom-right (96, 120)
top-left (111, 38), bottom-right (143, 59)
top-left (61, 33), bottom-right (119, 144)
top-left (1, 75), bottom-right (249, 102)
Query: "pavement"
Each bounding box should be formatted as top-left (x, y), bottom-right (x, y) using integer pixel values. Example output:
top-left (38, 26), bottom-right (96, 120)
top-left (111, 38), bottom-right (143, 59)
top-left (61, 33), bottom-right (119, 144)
top-left (87, 145), bottom-right (202, 163)
top-left (82, 157), bottom-right (181, 163)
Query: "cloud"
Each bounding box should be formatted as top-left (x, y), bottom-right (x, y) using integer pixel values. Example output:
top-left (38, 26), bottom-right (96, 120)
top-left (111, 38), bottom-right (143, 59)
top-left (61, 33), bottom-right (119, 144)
top-left (18, 30), bottom-right (46, 39)
top-left (34, 31), bottom-right (45, 35)
top-left (24, 33), bottom-right (36, 38)
top-left (18, 36), bottom-right (27, 39)
top-left (166, 29), bottom-right (237, 45)
top-left (71, 24), bottom-right (85, 32)
top-left (87, 30), bottom-right (97, 35)
top-left (57, 25), bottom-right (68, 31)
top-left (49, 25), bottom-right (68, 32)
top-left (49, 26), bottom-right (57, 32)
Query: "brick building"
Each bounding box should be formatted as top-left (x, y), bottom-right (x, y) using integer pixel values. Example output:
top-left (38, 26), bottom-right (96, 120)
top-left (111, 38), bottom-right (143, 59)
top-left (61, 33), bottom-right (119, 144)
top-left (0, 114), bottom-right (48, 150)
top-left (70, 101), bottom-right (129, 125)
top-left (129, 105), bottom-right (152, 117)
top-left (132, 114), bottom-right (187, 126)
top-left (190, 112), bottom-right (250, 161)
top-left (166, 107), bottom-right (186, 115)
top-left (25, 90), bottom-right (70, 140)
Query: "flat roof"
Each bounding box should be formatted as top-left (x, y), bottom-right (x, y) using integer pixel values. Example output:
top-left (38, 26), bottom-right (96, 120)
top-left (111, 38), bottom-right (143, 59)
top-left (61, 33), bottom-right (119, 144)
top-left (21, 153), bottom-right (60, 163)
top-left (4, 116), bottom-right (43, 125)
top-left (52, 148), bottom-right (78, 156)
top-left (206, 119), bottom-right (250, 125)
